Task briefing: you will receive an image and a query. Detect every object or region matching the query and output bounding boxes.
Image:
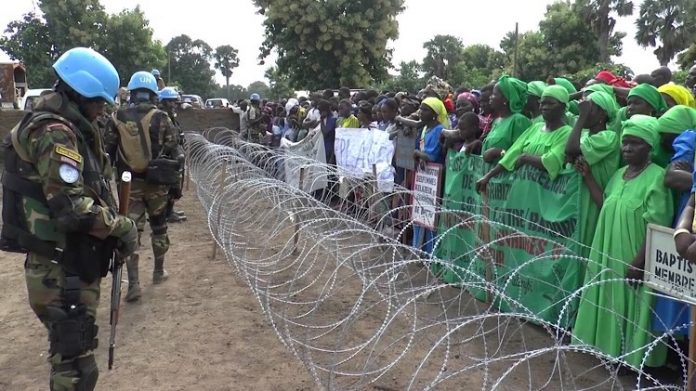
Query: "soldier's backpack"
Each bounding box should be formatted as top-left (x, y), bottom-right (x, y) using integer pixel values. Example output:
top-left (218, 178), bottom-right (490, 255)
top-left (112, 108), bottom-right (158, 173)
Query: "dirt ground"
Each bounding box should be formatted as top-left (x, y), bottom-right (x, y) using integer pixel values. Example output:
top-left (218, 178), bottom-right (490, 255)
top-left (0, 191), bottom-right (313, 391)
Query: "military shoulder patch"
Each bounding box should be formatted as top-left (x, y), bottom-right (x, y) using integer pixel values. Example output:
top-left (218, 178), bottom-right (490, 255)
top-left (54, 145), bottom-right (83, 165)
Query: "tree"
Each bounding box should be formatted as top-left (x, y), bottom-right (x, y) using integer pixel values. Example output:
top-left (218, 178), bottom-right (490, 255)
top-left (0, 13), bottom-right (54, 86)
top-left (635, 0), bottom-right (696, 66)
top-left (165, 34), bottom-right (216, 97)
top-left (101, 7), bottom-right (167, 86)
top-left (265, 66), bottom-right (295, 100)
top-left (38, 0), bottom-right (107, 52)
top-left (678, 43), bottom-right (696, 70)
top-left (213, 83), bottom-right (247, 101)
top-left (576, 0), bottom-right (634, 63)
top-left (247, 80), bottom-right (271, 100)
top-left (500, 31), bottom-right (552, 81)
top-left (213, 45), bottom-right (240, 97)
top-left (380, 60), bottom-right (423, 93)
top-left (422, 35), bottom-right (464, 82)
top-left (253, 0), bottom-right (405, 90)
top-left (451, 44), bottom-right (506, 88)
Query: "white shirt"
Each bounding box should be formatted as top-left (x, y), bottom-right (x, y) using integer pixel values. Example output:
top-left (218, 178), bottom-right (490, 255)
top-left (230, 106), bottom-right (248, 132)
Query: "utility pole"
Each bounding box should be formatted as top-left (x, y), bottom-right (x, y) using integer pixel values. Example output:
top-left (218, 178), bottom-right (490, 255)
top-left (512, 22), bottom-right (519, 78)
top-left (167, 51), bottom-right (171, 86)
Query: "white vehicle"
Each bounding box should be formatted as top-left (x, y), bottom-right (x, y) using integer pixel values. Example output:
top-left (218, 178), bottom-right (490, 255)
top-left (205, 98), bottom-right (230, 109)
top-left (20, 88), bottom-right (52, 111)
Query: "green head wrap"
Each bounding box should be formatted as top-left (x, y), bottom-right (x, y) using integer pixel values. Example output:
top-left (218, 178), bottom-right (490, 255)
top-left (587, 91), bottom-right (619, 122)
top-left (554, 77), bottom-right (578, 94)
top-left (541, 85), bottom-right (570, 105)
top-left (582, 83), bottom-right (614, 97)
top-left (497, 75), bottom-right (528, 114)
top-left (527, 81), bottom-right (547, 98)
top-left (628, 83), bottom-right (667, 115)
top-left (657, 105), bottom-right (696, 135)
top-left (621, 114), bottom-right (660, 149)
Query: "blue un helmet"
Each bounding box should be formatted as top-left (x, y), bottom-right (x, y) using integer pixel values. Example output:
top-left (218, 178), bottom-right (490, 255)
top-left (250, 93), bottom-right (261, 102)
top-left (127, 71), bottom-right (159, 94)
top-left (158, 87), bottom-right (180, 101)
top-left (151, 69), bottom-right (160, 77)
top-left (52, 47), bottom-right (120, 105)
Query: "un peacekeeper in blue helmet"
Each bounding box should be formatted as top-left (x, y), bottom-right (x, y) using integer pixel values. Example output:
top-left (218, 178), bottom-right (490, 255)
top-left (1, 47), bottom-right (138, 391)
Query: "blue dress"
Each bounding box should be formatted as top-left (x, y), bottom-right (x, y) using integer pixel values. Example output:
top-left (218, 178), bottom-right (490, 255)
top-left (412, 124), bottom-right (444, 254)
top-left (651, 130), bottom-right (696, 336)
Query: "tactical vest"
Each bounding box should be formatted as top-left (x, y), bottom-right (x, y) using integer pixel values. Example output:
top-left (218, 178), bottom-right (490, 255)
top-left (112, 106), bottom-right (160, 174)
top-left (0, 112), bottom-right (110, 258)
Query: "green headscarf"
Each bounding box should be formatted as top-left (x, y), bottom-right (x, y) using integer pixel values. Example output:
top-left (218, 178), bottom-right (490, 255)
top-left (582, 83), bottom-right (614, 97)
top-left (497, 75), bottom-right (528, 114)
top-left (621, 114), bottom-right (660, 149)
top-left (527, 81), bottom-right (547, 98)
top-left (628, 83), bottom-right (667, 115)
top-left (422, 97), bottom-right (451, 128)
top-left (657, 105), bottom-right (696, 134)
top-left (553, 77), bottom-right (578, 94)
top-left (587, 91), bottom-right (619, 122)
top-left (541, 85), bottom-right (569, 105)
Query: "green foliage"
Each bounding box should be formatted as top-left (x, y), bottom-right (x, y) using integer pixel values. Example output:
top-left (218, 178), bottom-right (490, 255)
top-left (452, 44), bottom-right (505, 88)
top-left (265, 66), bottom-right (295, 100)
top-left (253, 0), bottom-right (405, 90)
top-left (422, 35), bottom-right (464, 82)
top-left (101, 6), bottom-right (167, 86)
top-left (0, 0), bottom-right (171, 89)
top-left (678, 43), bottom-right (696, 70)
top-left (165, 34), bottom-right (216, 97)
top-left (499, 1), bottom-right (624, 82)
top-left (568, 62), bottom-right (635, 85)
top-left (213, 44), bottom-right (240, 91)
top-left (0, 13), bottom-right (54, 86)
top-left (213, 84), bottom-right (248, 102)
top-left (673, 69), bottom-right (688, 84)
top-left (247, 80), bottom-right (271, 100)
top-left (576, 0), bottom-right (634, 62)
top-left (379, 60), bottom-right (423, 93)
top-left (635, 0), bottom-right (696, 66)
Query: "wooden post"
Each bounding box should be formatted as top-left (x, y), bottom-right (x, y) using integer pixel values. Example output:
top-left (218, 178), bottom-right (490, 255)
top-left (211, 158), bottom-right (229, 259)
top-left (184, 145), bottom-right (191, 191)
top-left (481, 193), bottom-right (494, 305)
top-left (370, 164), bottom-right (379, 227)
top-left (689, 308), bottom-right (696, 390)
top-left (291, 167), bottom-right (305, 253)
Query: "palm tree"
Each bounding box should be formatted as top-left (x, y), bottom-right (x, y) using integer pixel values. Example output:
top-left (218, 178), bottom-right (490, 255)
top-left (635, 0), bottom-right (696, 66)
top-left (578, 0), bottom-right (634, 63)
top-left (213, 45), bottom-right (240, 98)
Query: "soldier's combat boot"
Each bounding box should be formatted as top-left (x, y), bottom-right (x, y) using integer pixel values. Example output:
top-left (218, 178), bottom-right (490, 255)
top-left (152, 257), bottom-right (169, 284)
top-left (125, 254), bottom-right (141, 302)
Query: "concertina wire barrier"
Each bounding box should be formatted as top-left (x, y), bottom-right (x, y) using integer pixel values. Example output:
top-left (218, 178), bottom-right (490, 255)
top-left (185, 127), bottom-right (692, 390)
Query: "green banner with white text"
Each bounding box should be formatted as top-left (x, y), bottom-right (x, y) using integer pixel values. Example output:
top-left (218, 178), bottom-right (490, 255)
top-left (434, 151), bottom-right (583, 327)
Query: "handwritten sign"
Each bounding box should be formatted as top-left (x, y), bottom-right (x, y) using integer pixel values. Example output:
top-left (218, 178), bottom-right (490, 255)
top-left (280, 130), bottom-right (328, 193)
top-left (395, 131), bottom-right (416, 170)
top-left (645, 224), bottom-right (696, 305)
top-left (411, 163), bottom-right (443, 230)
top-left (334, 128), bottom-right (395, 192)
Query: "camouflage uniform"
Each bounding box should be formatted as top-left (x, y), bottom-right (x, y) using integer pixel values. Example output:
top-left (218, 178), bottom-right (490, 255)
top-left (104, 102), bottom-right (182, 300)
top-left (3, 92), bottom-right (132, 390)
top-left (158, 102), bottom-right (187, 223)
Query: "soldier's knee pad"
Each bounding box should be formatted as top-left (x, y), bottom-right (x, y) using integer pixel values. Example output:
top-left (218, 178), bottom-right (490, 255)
top-left (51, 355), bottom-right (99, 391)
top-left (149, 213), bottom-right (167, 235)
top-left (45, 305), bottom-right (98, 358)
top-left (74, 355), bottom-right (99, 391)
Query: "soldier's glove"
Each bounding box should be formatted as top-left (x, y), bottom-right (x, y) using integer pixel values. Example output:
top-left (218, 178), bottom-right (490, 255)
top-left (116, 218), bottom-right (138, 258)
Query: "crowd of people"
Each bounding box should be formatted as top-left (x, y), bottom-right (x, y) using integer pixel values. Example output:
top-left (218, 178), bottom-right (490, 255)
top-left (228, 65), bottom-right (696, 375)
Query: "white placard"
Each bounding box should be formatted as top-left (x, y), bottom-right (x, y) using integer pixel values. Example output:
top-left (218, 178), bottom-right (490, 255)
top-left (644, 224), bottom-right (696, 305)
top-left (280, 130), bottom-right (328, 193)
top-left (411, 163), bottom-right (442, 230)
top-left (334, 128), bottom-right (395, 192)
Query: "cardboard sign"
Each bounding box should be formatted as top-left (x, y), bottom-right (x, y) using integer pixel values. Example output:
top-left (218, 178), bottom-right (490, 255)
top-left (645, 224), bottom-right (696, 305)
top-left (395, 131), bottom-right (417, 170)
top-left (411, 163), bottom-right (443, 229)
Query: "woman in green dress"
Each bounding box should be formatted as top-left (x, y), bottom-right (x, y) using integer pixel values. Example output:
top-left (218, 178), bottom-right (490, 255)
top-left (481, 76), bottom-right (532, 163)
top-left (564, 91), bottom-right (621, 257)
top-left (524, 81), bottom-right (546, 124)
top-left (476, 85), bottom-right (572, 192)
top-left (572, 114), bottom-right (674, 370)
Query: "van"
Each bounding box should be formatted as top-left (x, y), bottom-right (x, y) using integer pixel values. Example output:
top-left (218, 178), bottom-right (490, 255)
top-left (205, 98), bottom-right (230, 109)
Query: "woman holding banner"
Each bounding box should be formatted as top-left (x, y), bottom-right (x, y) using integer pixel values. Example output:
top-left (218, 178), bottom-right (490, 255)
top-left (572, 115), bottom-right (674, 370)
top-left (480, 76), bottom-right (532, 163)
top-left (475, 85), bottom-right (572, 193)
top-left (411, 97), bottom-right (448, 254)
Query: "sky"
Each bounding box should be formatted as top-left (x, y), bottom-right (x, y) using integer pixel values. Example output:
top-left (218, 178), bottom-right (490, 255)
top-left (0, 0), bottom-right (660, 89)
